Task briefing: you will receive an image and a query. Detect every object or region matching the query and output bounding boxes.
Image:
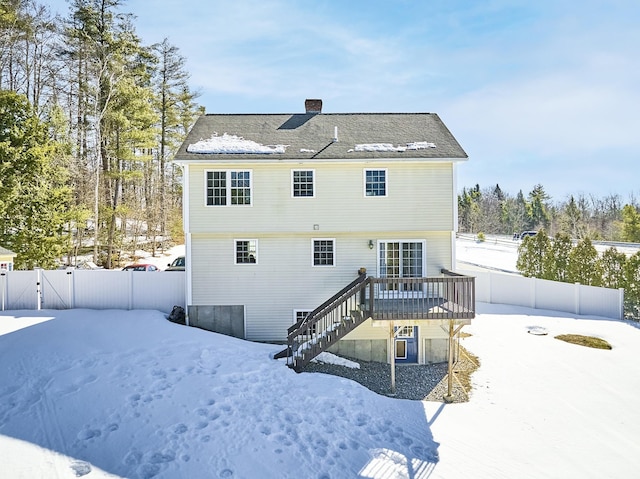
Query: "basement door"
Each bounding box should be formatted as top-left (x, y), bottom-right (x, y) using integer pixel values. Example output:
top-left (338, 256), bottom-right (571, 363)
top-left (395, 325), bottom-right (418, 363)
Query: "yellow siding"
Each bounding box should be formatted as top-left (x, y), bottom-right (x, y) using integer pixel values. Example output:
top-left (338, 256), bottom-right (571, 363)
top-left (188, 161), bottom-right (453, 235)
top-left (344, 318), bottom-right (451, 341)
top-left (191, 232), bottom-right (453, 341)
top-left (187, 158), bottom-right (457, 341)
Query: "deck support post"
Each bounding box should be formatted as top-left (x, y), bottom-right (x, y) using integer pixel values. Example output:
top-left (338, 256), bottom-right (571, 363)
top-left (389, 321), bottom-right (396, 396)
top-left (444, 319), bottom-right (465, 402)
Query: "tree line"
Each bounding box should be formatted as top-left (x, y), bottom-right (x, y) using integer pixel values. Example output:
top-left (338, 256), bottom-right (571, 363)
top-left (516, 232), bottom-right (640, 319)
top-left (459, 183), bottom-right (640, 242)
top-left (1, 0), bottom-right (202, 269)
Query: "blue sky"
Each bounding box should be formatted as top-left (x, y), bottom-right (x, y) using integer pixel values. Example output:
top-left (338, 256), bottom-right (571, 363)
top-left (48, 0), bottom-right (640, 201)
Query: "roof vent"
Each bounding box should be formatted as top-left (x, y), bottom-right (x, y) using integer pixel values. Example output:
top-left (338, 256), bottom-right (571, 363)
top-left (305, 99), bottom-right (322, 114)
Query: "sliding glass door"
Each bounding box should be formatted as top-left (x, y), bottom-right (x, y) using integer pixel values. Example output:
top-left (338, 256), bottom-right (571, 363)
top-left (378, 241), bottom-right (425, 296)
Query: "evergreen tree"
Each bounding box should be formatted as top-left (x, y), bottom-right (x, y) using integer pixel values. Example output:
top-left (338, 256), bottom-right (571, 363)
top-left (150, 37), bottom-right (200, 245)
top-left (0, 90), bottom-right (70, 268)
top-left (516, 230), bottom-right (550, 278)
top-left (526, 184), bottom-right (551, 230)
top-left (600, 247), bottom-right (627, 289)
top-left (544, 232), bottom-right (572, 281)
top-left (567, 238), bottom-right (602, 286)
top-left (623, 252), bottom-right (640, 318)
top-left (557, 196), bottom-right (586, 239)
top-left (458, 185), bottom-right (481, 233)
top-left (620, 204), bottom-right (640, 242)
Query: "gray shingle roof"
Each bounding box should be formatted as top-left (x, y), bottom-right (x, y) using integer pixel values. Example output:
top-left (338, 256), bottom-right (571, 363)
top-left (0, 246), bottom-right (15, 256)
top-left (175, 112), bottom-right (467, 162)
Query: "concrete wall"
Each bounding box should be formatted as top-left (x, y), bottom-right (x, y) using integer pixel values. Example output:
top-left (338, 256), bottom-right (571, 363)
top-left (328, 339), bottom-right (388, 363)
top-left (187, 305), bottom-right (245, 338)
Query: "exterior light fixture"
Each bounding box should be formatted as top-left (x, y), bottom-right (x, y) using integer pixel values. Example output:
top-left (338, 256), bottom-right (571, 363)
top-left (368, 240), bottom-right (374, 249)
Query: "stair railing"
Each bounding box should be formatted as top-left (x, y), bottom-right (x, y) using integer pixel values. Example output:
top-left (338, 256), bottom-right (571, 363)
top-left (287, 272), bottom-right (370, 371)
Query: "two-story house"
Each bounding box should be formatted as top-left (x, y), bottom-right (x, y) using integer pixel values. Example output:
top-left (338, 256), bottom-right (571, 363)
top-left (174, 99), bottom-right (474, 371)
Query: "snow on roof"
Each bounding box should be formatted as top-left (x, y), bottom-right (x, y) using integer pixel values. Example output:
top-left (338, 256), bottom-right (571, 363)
top-left (187, 133), bottom-right (288, 154)
top-left (348, 141), bottom-right (436, 153)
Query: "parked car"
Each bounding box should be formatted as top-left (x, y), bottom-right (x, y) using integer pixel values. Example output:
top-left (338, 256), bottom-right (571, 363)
top-left (518, 231), bottom-right (537, 240)
top-left (122, 263), bottom-right (159, 272)
top-left (165, 256), bottom-right (185, 271)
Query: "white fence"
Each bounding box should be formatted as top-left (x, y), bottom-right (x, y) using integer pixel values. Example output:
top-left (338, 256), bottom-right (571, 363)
top-left (461, 269), bottom-right (624, 320)
top-left (0, 269), bottom-right (185, 314)
top-left (1, 267), bottom-right (624, 320)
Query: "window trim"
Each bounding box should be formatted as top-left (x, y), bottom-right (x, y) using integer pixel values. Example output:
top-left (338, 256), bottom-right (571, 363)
top-left (363, 168), bottom-right (388, 197)
top-left (377, 239), bottom-right (426, 278)
top-left (205, 169), bottom-right (253, 207)
top-left (311, 238), bottom-right (336, 267)
top-left (234, 239), bottom-right (258, 265)
top-left (291, 169), bottom-right (315, 198)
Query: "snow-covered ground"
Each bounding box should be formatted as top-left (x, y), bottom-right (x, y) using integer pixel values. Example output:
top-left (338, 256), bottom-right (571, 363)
top-left (122, 245), bottom-right (185, 271)
top-left (456, 236), bottom-right (520, 273)
top-left (2, 307), bottom-right (639, 478)
top-left (2, 242), bottom-right (640, 478)
top-left (455, 234), bottom-right (640, 275)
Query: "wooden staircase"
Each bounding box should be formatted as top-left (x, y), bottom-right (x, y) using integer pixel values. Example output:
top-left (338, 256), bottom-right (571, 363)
top-left (277, 270), bottom-right (476, 372)
top-left (282, 273), bottom-right (371, 372)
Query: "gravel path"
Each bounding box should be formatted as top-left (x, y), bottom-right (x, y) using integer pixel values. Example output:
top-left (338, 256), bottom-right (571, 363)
top-left (302, 352), bottom-right (476, 403)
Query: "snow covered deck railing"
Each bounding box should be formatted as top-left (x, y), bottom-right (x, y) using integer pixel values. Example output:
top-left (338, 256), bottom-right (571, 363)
top-left (284, 271), bottom-right (475, 372)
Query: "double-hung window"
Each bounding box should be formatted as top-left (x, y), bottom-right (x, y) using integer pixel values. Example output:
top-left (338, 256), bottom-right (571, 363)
top-left (235, 239), bottom-right (257, 264)
top-left (206, 170), bottom-right (252, 206)
top-left (312, 239), bottom-right (335, 267)
top-left (292, 170), bottom-right (314, 197)
top-left (364, 169), bottom-right (387, 197)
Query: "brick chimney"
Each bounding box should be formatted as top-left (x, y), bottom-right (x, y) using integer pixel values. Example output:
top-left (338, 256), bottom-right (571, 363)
top-left (305, 99), bottom-right (322, 114)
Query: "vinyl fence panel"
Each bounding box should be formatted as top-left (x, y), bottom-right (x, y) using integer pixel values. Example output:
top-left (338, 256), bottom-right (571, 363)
top-left (578, 284), bottom-right (624, 319)
top-left (2, 271), bottom-right (39, 310)
top-left (489, 273), bottom-right (531, 306)
top-left (73, 270), bottom-right (133, 310)
top-left (0, 269), bottom-right (185, 314)
top-left (41, 270), bottom-right (75, 309)
top-left (460, 269), bottom-right (623, 320)
top-left (130, 272), bottom-right (186, 312)
top-left (535, 278), bottom-right (576, 312)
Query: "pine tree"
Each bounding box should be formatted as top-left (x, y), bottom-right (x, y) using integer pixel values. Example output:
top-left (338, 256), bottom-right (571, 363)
top-left (600, 247), bottom-right (627, 289)
top-left (0, 90), bottom-right (70, 269)
top-left (516, 230), bottom-right (550, 278)
top-left (620, 204), bottom-right (640, 242)
top-left (150, 37), bottom-right (200, 247)
top-left (544, 232), bottom-right (572, 281)
top-left (526, 184), bottom-right (551, 230)
top-left (623, 252), bottom-right (640, 318)
top-left (567, 238), bottom-right (602, 286)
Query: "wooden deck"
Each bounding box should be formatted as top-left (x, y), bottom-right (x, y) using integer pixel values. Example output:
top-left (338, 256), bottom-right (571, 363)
top-left (283, 270), bottom-right (476, 371)
top-left (368, 297), bottom-right (474, 321)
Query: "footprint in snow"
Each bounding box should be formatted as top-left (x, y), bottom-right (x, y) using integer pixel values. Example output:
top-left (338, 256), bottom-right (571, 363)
top-left (173, 423), bottom-right (188, 434)
top-left (77, 428), bottom-right (101, 440)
